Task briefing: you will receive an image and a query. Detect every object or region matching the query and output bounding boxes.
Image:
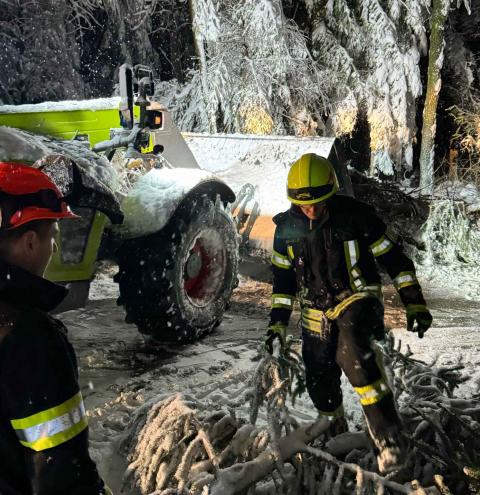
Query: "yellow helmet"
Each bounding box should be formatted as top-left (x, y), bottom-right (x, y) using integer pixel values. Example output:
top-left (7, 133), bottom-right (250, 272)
top-left (287, 153), bottom-right (339, 205)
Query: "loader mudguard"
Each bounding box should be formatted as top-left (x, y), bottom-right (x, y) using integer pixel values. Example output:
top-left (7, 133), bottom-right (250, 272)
top-left (115, 168), bottom-right (235, 239)
top-left (45, 210), bottom-right (107, 282)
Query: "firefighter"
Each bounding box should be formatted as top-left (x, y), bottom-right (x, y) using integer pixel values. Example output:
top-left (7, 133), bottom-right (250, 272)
top-left (0, 162), bottom-right (111, 494)
top-left (264, 153), bottom-right (432, 474)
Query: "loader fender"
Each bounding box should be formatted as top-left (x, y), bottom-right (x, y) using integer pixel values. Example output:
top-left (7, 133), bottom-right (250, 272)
top-left (116, 168), bottom-right (235, 239)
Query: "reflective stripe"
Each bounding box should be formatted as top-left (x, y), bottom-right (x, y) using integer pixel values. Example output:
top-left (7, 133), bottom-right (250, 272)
top-left (271, 250), bottom-right (292, 269)
top-left (317, 404), bottom-right (345, 419)
top-left (302, 316), bottom-right (323, 333)
top-left (351, 267), bottom-right (362, 279)
top-left (11, 392), bottom-right (87, 452)
top-left (287, 245), bottom-right (295, 261)
top-left (346, 240), bottom-right (358, 267)
top-left (302, 307), bottom-right (324, 322)
top-left (352, 278), bottom-right (365, 290)
top-left (406, 303), bottom-right (427, 318)
top-left (344, 240), bottom-right (363, 292)
top-left (272, 293), bottom-right (294, 310)
top-left (324, 292), bottom-right (371, 320)
top-left (393, 271), bottom-right (418, 289)
top-left (370, 234), bottom-right (394, 257)
top-left (362, 285), bottom-right (383, 298)
top-left (354, 378), bottom-right (391, 406)
top-left (303, 292), bottom-right (377, 325)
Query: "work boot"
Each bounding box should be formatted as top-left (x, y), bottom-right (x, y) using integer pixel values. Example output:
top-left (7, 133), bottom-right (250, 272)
top-left (375, 433), bottom-right (409, 478)
top-left (377, 444), bottom-right (404, 475)
top-left (329, 416), bottom-right (349, 437)
top-left (316, 415), bottom-right (349, 444)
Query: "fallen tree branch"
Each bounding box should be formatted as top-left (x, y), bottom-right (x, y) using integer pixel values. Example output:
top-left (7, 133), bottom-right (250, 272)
top-left (209, 418), bottom-right (330, 495)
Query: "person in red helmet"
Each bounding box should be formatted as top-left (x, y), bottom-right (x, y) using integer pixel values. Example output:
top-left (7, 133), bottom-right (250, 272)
top-left (0, 162), bottom-right (111, 494)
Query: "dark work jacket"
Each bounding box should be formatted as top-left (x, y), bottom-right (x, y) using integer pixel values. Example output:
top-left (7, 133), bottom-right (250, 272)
top-left (0, 260), bottom-right (106, 495)
top-left (270, 195), bottom-right (426, 325)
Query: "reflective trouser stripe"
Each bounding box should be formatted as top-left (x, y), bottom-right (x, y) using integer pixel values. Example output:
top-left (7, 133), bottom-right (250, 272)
top-left (393, 271), bottom-right (418, 289)
top-left (10, 392), bottom-right (88, 451)
top-left (317, 404), bottom-right (345, 419)
top-left (362, 285), bottom-right (383, 298)
top-left (354, 378), bottom-right (391, 406)
top-left (370, 235), bottom-right (394, 257)
top-left (272, 293), bottom-right (294, 310)
top-left (303, 307), bottom-right (324, 321)
top-left (302, 316), bottom-right (323, 333)
top-left (271, 250), bottom-right (292, 269)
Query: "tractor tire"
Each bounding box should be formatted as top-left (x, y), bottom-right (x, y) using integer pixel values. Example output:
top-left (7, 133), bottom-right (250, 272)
top-left (115, 195), bottom-right (239, 342)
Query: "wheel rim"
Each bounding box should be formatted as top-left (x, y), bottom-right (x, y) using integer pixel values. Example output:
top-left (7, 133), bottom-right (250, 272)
top-left (183, 228), bottom-right (227, 307)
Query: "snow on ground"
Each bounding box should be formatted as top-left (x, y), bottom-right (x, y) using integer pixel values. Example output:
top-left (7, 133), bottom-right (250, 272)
top-left (63, 264), bottom-right (480, 493)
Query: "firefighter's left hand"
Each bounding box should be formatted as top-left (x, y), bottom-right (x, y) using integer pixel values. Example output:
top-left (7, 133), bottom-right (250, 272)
top-left (406, 304), bottom-right (432, 338)
top-left (264, 323), bottom-right (287, 354)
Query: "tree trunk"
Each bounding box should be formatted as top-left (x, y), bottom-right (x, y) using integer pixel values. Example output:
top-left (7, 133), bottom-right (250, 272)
top-left (419, 0), bottom-right (449, 195)
top-left (188, 0), bottom-right (217, 133)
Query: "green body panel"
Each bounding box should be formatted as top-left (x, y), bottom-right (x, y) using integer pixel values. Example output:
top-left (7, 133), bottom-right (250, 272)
top-left (0, 108), bottom-right (120, 146)
top-left (45, 212), bottom-right (107, 282)
top-left (0, 105), bottom-right (126, 285)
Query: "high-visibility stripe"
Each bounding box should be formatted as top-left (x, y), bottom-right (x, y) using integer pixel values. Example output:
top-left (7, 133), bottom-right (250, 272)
top-left (354, 378), bottom-right (391, 406)
top-left (346, 240), bottom-right (358, 267)
top-left (324, 292), bottom-right (371, 320)
top-left (362, 284), bottom-right (383, 298)
top-left (344, 240), bottom-right (363, 292)
top-left (272, 293), bottom-right (294, 310)
top-left (11, 392), bottom-right (87, 452)
top-left (303, 291), bottom-right (378, 325)
top-left (287, 245), bottom-right (294, 261)
top-left (302, 307), bottom-right (324, 321)
top-left (370, 234), bottom-right (394, 257)
top-left (302, 316), bottom-right (323, 333)
top-left (406, 303), bottom-right (427, 318)
top-left (393, 271), bottom-right (418, 290)
top-left (352, 278), bottom-right (365, 290)
top-left (351, 266), bottom-right (362, 279)
top-left (317, 404), bottom-right (345, 419)
top-left (271, 250), bottom-right (292, 269)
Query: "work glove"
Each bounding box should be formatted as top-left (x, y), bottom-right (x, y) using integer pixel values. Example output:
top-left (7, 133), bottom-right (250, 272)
top-left (264, 323), bottom-right (287, 354)
top-left (406, 304), bottom-right (432, 338)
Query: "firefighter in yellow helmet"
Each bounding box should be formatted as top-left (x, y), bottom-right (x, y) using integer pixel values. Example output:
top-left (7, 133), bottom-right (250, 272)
top-left (265, 153), bottom-right (432, 475)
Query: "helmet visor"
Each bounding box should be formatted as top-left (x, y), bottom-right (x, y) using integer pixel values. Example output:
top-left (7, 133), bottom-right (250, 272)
top-left (287, 183), bottom-right (335, 204)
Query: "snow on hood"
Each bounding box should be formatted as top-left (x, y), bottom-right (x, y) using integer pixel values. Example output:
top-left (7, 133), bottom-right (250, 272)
top-left (118, 167), bottom-right (220, 237)
top-left (0, 97), bottom-right (121, 114)
top-left (184, 133), bottom-right (335, 217)
top-left (0, 126), bottom-right (123, 223)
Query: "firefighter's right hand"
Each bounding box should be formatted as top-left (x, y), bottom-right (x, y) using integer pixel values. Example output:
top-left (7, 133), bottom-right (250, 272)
top-left (264, 323), bottom-right (287, 354)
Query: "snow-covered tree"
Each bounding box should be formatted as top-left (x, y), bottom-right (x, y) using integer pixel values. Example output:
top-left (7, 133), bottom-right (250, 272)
top-left (157, 0), bottom-right (333, 135)
top-left (0, 0), bottom-right (88, 103)
top-left (297, 0), bottom-right (429, 176)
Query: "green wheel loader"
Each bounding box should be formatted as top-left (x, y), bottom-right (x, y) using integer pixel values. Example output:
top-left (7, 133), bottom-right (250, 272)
top-left (0, 65), bottom-right (239, 342)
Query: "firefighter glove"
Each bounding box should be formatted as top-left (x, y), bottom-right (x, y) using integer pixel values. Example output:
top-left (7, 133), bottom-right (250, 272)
top-left (406, 304), bottom-right (432, 338)
top-left (264, 323), bottom-right (287, 354)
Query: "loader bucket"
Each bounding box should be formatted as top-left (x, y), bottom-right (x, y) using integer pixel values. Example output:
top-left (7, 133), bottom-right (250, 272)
top-left (183, 133), bottom-right (353, 260)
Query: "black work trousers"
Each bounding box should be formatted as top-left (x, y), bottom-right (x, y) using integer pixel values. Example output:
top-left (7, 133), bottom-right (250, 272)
top-left (301, 296), bottom-right (402, 447)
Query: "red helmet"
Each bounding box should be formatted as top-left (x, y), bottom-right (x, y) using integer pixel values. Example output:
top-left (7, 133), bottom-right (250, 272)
top-left (0, 162), bottom-right (79, 230)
